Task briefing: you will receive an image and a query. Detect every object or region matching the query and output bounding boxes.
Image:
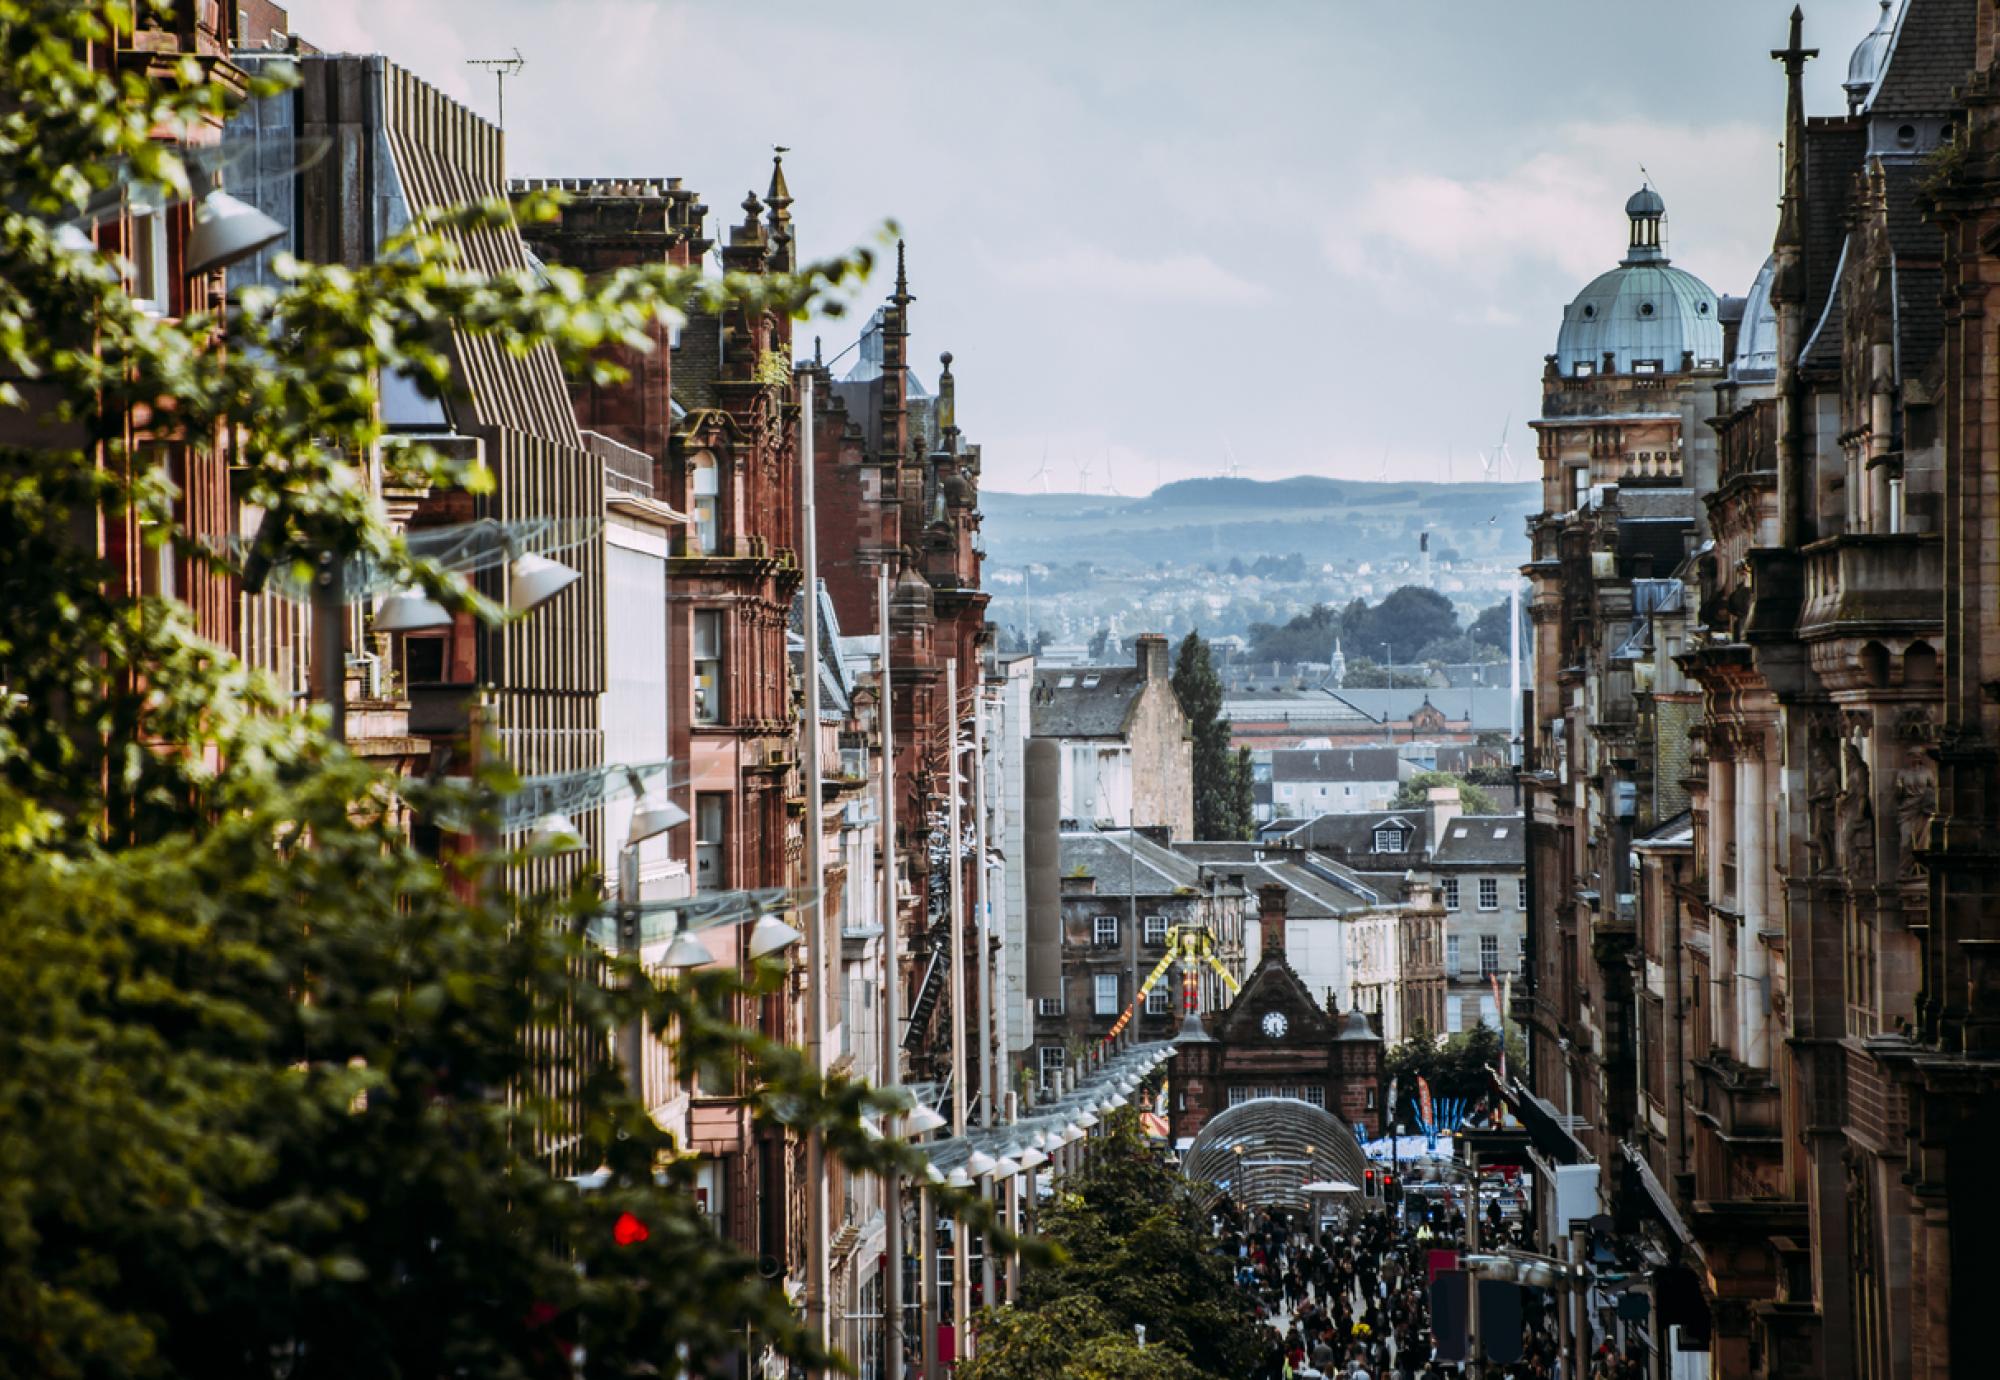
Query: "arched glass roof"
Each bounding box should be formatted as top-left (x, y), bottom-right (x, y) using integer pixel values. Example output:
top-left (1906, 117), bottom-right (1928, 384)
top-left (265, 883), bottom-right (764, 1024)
top-left (1180, 1097), bottom-right (1370, 1213)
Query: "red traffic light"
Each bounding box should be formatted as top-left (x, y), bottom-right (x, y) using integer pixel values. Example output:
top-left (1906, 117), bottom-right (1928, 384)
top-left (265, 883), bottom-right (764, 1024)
top-left (613, 1211), bottom-right (650, 1246)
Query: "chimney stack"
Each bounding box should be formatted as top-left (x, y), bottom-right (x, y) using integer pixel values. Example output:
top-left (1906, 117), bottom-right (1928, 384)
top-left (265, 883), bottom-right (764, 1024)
top-left (1257, 882), bottom-right (1288, 964)
top-left (1137, 632), bottom-right (1169, 682)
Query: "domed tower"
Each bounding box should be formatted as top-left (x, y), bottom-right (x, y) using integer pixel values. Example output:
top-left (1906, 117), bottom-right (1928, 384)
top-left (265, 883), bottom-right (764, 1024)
top-left (1535, 187), bottom-right (1727, 514)
top-left (1552, 186), bottom-right (1725, 380)
top-left (1843, 0), bottom-right (1895, 115)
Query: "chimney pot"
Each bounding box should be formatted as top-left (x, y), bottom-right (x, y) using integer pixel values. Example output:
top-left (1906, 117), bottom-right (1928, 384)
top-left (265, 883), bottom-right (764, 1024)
top-left (1257, 883), bottom-right (1288, 963)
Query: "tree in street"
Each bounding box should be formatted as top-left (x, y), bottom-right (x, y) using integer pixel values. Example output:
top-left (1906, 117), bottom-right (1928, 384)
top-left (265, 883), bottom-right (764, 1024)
top-left (965, 1112), bottom-right (1261, 1380)
top-left (0, 6), bottom-right (991, 1373)
top-left (1173, 631), bottom-right (1250, 840)
top-left (1391, 769), bottom-right (1498, 815)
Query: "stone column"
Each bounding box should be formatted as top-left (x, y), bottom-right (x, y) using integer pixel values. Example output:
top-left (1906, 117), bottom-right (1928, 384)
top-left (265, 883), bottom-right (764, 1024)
top-left (1738, 750), bottom-right (1771, 1069)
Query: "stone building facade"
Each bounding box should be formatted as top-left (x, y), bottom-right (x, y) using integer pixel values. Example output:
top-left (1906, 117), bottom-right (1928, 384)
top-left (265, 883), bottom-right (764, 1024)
top-left (1513, 6), bottom-right (2000, 1379)
top-left (1170, 885), bottom-right (1384, 1145)
top-left (1029, 635), bottom-right (1195, 839)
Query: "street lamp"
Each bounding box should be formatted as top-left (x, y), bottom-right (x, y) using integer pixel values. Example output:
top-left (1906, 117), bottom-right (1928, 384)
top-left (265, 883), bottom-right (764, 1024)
top-left (748, 911), bottom-right (804, 959)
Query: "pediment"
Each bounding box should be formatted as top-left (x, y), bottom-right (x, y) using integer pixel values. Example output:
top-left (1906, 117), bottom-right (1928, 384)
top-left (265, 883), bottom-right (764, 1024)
top-left (1212, 958), bottom-right (1335, 1044)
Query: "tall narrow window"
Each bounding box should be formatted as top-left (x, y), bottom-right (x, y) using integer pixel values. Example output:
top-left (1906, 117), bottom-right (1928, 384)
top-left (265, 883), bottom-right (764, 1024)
top-left (1446, 935), bottom-right (1462, 978)
top-left (694, 793), bottom-right (726, 890)
top-left (1442, 877), bottom-right (1460, 911)
top-left (1145, 986), bottom-right (1170, 1016)
top-left (1481, 934), bottom-right (1500, 977)
top-left (689, 453), bottom-right (720, 554)
top-left (1518, 877), bottom-right (1529, 911)
top-left (128, 206), bottom-right (168, 315)
top-left (1143, 914), bottom-right (1168, 945)
top-left (1093, 973), bottom-right (1119, 1016)
top-left (693, 610), bottom-right (723, 725)
top-left (1478, 877), bottom-right (1500, 911)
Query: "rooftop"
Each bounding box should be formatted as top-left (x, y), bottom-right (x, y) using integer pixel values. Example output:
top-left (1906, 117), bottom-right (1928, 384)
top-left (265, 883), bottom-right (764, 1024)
top-left (1430, 815), bottom-right (1525, 868)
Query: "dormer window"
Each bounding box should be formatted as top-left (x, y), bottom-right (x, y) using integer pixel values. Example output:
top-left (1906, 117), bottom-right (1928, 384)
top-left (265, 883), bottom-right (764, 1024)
top-left (1373, 827), bottom-right (1405, 853)
top-left (1633, 359), bottom-right (1661, 376)
top-left (1574, 361), bottom-right (1595, 379)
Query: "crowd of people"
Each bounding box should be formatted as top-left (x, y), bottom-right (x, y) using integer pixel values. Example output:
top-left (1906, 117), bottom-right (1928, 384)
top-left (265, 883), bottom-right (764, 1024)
top-left (1211, 1186), bottom-right (1650, 1379)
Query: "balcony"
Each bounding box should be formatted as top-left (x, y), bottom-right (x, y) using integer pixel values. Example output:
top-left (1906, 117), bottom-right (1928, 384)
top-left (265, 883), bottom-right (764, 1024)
top-left (1797, 533), bottom-right (1943, 640)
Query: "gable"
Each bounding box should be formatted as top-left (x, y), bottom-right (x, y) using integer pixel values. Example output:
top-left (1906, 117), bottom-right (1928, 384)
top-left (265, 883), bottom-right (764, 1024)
top-left (1212, 957), bottom-right (1335, 1044)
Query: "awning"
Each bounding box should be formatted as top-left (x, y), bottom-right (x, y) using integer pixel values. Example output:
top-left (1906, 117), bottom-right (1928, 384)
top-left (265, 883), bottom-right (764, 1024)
top-left (1620, 1140), bottom-right (1694, 1249)
top-left (1496, 1077), bottom-right (1592, 1166)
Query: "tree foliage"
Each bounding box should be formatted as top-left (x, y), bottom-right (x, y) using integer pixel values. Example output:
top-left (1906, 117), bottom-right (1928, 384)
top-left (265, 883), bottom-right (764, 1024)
top-left (1246, 585), bottom-right (1462, 667)
top-left (965, 1113), bottom-right (1260, 1380)
top-left (1172, 631), bottom-right (1248, 841)
top-left (0, 5), bottom-right (985, 1374)
top-left (1391, 770), bottom-right (1498, 816)
top-left (1384, 1024), bottom-right (1521, 1129)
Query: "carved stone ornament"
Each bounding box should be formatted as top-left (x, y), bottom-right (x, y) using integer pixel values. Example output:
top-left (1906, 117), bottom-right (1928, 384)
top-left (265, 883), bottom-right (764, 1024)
top-left (1807, 730), bottom-right (1840, 874)
top-left (1895, 704), bottom-right (1936, 744)
top-left (1839, 737), bottom-right (1875, 867)
top-left (1894, 767), bottom-right (1936, 879)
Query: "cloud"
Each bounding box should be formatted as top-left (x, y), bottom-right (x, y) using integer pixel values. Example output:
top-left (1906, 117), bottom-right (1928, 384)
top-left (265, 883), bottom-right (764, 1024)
top-left (1324, 119), bottom-right (1773, 304)
top-left (979, 240), bottom-right (1269, 306)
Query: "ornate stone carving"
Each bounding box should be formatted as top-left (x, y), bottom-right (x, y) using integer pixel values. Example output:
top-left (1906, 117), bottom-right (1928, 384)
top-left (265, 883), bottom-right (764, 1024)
top-left (1840, 738), bottom-right (1875, 869)
top-left (1808, 735), bottom-right (1840, 875)
top-left (1895, 704), bottom-right (1936, 745)
top-left (1894, 768), bottom-right (1936, 879)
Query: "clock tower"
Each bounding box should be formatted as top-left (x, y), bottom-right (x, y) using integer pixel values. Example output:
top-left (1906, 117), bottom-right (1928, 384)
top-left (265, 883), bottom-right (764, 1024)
top-left (1170, 883), bottom-right (1383, 1145)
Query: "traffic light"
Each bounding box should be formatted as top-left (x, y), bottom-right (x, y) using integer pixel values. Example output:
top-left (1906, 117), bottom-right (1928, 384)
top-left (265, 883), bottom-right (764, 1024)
top-left (1364, 1168), bottom-right (1377, 1201)
top-left (1383, 1171), bottom-right (1398, 1206)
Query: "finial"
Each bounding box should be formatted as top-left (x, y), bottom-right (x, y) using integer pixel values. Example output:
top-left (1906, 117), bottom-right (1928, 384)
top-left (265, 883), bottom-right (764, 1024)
top-left (741, 189), bottom-right (763, 228)
top-left (814, 335), bottom-right (823, 366)
top-left (894, 239), bottom-right (909, 300)
top-left (940, 350), bottom-right (953, 371)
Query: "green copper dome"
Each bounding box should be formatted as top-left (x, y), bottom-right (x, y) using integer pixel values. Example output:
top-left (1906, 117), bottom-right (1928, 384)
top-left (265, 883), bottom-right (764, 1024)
top-left (1554, 187), bottom-right (1724, 377)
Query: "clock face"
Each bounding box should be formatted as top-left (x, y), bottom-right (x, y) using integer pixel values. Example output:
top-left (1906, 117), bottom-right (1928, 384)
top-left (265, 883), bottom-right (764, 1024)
top-left (1261, 1010), bottom-right (1289, 1040)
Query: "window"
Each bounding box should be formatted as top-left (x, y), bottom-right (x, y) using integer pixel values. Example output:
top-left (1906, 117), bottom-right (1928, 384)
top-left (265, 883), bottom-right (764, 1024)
top-left (1481, 934), bottom-right (1500, 977)
top-left (1446, 935), bottom-right (1461, 978)
top-left (1092, 915), bottom-right (1119, 947)
top-left (1038, 1046), bottom-right (1066, 1089)
top-left (689, 452), bottom-right (719, 553)
top-left (1518, 878), bottom-right (1529, 911)
top-left (1519, 933), bottom-right (1530, 976)
top-left (403, 636), bottom-right (447, 685)
top-left (694, 793), bottom-right (726, 889)
top-left (1366, 1086), bottom-right (1377, 1109)
top-left (128, 205), bottom-right (168, 315)
top-left (1478, 877), bottom-right (1499, 911)
top-left (1037, 994), bottom-right (1064, 1017)
top-left (1442, 877), bottom-right (1460, 911)
top-left (1228, 1086), bottom-right (1250, 1108)
top-left (1146, 986), bottom-right (1171, 1017)
top-left (1573, 361), bottom-right (1595, 378)
top-left (1093, 974), bottom-right (1120, 1016)
top-left (1143, 914), bottom-right (1168, 945)
top-left (693, 611), bottom-right (723, 725)
top-left (1445, 995), bottom-right (1463, 1034)
top-left (1373, 827), bottom-right (1405, 853)
top-left (1303, 1086), bottom-right (1326, 1109)
top-left (1480, 994), bottom-right (1499, 1028)
top-left (1081, 673), bottom-right (1101, 689)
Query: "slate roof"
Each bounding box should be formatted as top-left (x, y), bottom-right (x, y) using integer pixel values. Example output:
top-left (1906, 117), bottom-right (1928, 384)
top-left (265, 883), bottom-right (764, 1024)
top-left (1635, 809), bottom-right (1695, 849)
top-left (1800, 120), bottom-right (1869, 374)
top-left (1171, 842), bottom-right (1386, 913)
top-left (1883, 159), bottom-right (1946, 373)
top-left (1279, 810), bottom-right (1429, 859)
top-left (1060, 828), bottom-right (1203, 896)
top-left (1269, 746), bottom-right (1402, 784)
top-left (1030, 664), bottom-right (1149, 738)
top-left (1864, 0), bottom-right (1976, 119)
top-left (1430, 815), bottom-right (1526, 868)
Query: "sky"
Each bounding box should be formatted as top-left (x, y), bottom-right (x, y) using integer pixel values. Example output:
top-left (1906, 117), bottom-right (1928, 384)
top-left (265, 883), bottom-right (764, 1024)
top-left (283, 0), bottom-right (1891, 493)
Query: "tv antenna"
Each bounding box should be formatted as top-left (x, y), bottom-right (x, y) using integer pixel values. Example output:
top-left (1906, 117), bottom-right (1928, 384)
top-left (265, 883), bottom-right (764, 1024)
top-left (467, 48), bottom-right (525, 131)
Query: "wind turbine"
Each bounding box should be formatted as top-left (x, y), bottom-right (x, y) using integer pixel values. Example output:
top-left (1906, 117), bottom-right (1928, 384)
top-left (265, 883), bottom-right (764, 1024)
top-left (1075, 456), bottom-right (1095, 495)
top-left (1028, 444), bottom-right (1053, 495)
top-left (1101, 447), bottom-right (1122, 497)
top-left (1217, 431), bottom-right (1241, 481)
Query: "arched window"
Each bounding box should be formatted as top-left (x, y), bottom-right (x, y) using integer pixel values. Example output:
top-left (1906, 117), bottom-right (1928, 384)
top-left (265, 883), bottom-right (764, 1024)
top-left (690, 451), bottom-right (719, 553)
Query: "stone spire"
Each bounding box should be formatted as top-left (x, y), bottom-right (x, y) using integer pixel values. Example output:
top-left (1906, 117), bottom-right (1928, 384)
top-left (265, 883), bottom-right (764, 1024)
top-left (1771, 6), bottom-right (1818, 550)
top-left (765, 147), bottom-right (793, 270)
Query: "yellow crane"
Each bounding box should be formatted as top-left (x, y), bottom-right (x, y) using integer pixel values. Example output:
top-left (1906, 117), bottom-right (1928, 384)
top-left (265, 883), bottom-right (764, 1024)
top-left (1102, 924), bottom-right (1241, 1044)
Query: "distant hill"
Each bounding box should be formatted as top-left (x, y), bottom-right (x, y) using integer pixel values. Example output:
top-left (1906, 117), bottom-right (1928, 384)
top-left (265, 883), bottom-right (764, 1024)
top-left (980, 475), bottom-right (1539, 571)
